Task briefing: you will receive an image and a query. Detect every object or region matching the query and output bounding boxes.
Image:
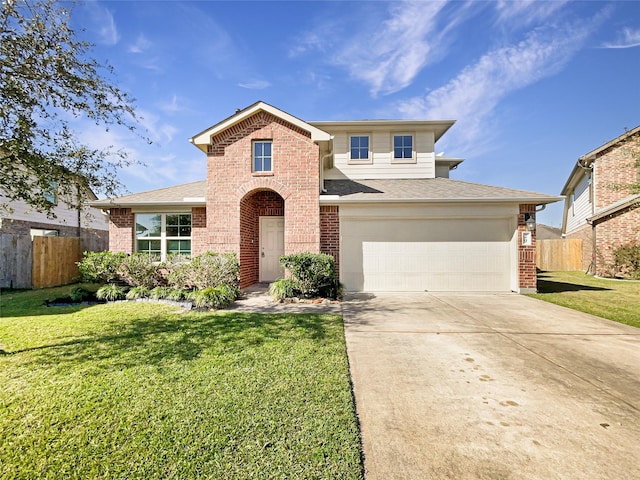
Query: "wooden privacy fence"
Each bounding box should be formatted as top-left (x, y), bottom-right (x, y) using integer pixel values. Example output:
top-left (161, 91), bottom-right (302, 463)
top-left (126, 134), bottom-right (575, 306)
top-left (32, 236), bottom-right (83, 289)
top-left (537, 238), bottom-right (583, 271)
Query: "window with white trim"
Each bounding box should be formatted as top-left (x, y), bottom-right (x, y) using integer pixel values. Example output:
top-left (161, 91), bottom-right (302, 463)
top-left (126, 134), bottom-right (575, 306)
top-left (135, 213), bottom-right (191, 261)
top-left (393, 135), bottom-right (413, 159)
top-left (349, 135), bottom-right (370, 163)
top-left (253, 141), bottom-right (272, 172)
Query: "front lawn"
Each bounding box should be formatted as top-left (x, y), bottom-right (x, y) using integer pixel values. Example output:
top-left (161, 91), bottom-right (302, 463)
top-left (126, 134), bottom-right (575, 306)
top-left (529, 271), bottom-right (640, 328)
top-left (0, 287), bottom-right (363, 479)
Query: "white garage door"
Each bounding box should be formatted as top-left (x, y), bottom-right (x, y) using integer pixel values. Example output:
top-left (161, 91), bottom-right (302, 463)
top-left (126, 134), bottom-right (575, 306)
top-left (341, 217), bottom-right (514, 292)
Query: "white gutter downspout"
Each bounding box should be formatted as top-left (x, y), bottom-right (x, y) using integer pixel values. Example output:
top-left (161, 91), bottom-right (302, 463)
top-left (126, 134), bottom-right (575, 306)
top-left (320, 147), bottom-right (333, 194)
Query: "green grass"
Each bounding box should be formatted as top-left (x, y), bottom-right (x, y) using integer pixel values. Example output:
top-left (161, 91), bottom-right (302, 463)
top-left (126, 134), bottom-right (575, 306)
top-left (528, 271), bottom-right (640, 328)
top-left (0, 286), bottom-right (363, 480)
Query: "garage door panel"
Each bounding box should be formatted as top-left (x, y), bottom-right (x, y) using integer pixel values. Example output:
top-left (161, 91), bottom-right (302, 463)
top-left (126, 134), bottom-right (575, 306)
top-left (342, 218), bottom-right (514, 292)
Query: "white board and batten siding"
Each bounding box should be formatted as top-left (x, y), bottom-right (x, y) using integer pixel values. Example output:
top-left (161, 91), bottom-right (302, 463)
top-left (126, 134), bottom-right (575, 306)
top-left (340, 203), bottom-right (519, 293)
top-left (324, 130), bottom-right (436, 180)
top-left (565, 173), bottom-right (592, 234)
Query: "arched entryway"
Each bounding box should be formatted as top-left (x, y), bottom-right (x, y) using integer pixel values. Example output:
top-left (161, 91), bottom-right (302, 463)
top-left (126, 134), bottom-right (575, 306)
top-left (239, 189), bottom-right (285, 288)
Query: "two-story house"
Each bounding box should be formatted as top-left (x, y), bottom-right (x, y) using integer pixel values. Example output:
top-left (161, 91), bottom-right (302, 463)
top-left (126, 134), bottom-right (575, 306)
top-left (92, 102), bottom-right (559, 293)
top-left (561, 125), bottom-right (640, 275)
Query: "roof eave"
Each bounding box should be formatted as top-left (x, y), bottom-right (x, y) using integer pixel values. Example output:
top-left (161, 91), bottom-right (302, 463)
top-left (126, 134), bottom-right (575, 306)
top-left (91, 200), bottom-right (206, 209)
top-left (319, 196), bottom-right (562, 205)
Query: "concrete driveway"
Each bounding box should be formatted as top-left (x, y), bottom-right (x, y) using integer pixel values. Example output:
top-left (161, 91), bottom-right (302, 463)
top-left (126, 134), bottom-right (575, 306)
top-left (342, 293), bottom-right (640, 480)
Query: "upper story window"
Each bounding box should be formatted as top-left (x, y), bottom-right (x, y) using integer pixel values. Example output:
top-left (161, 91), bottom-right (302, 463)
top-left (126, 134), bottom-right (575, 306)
top-left (253, 141), bottom-right (272, 172)
top-left (392, 134), bottom-right (415, 163)
top-left (135, 213), bottom-right (191, 261)
top-left (349, 135), bottom-right (370, 164)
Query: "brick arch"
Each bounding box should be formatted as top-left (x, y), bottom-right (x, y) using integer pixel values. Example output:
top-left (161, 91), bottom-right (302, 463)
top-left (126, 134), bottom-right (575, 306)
top-left (239, 189), bottom-right (285, 288)
top-left (237, 178), bottom-right (292, 201)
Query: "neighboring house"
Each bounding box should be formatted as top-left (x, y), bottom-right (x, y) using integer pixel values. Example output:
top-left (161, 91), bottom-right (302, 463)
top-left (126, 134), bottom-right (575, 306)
top-left (92, 101), bottom-right (560, 293)
top-left (561, 125), bottom-right (640, 275)
top-left (0, 184), bottom-right (109, 288)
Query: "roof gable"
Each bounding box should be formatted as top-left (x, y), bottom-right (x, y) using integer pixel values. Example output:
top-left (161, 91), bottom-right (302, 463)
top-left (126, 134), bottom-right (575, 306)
top-left (190, 101), bottom-right (331, 152)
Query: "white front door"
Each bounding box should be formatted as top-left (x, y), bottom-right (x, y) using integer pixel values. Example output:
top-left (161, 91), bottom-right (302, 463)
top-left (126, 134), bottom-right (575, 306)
top-left (259, 216), bottom-right (285, 282)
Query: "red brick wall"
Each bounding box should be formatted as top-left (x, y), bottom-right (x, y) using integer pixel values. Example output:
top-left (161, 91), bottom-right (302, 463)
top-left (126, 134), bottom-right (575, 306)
top-left (320, 205), bottom-right (339, 276)
top-left (518, 204), bottom-right (537, 292)
top-left (591, 133), bottom-right (640, 275)
top-left (191, 207), bottom-right (207, 256)
top-left (206, 111), bottom-right (320, 285)
top-left (594, 206), bottom-right (640, 276)
top-left (593, 134), bottom-right (640, 210)
top-left (109, 208), bottom-right (134, 254)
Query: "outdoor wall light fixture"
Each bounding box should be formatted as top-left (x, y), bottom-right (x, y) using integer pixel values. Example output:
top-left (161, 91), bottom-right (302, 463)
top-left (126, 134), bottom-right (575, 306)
top-left (524, 213), bottom-right (536, 232)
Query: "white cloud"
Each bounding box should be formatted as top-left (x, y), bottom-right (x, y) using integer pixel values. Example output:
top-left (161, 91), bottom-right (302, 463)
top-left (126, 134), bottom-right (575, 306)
top-left (86, 3), bottom-right (120, 45)
top-left (159, 95), bottom-right (183, 114)
top-left (128, 34), bottom-right (152, 54)
top-left (494, 0), bottom-right (569, 27)
top-left (238, 79), bottom-right (272, 90)
top-left (136, 110), bottom-right (180, 145)
top-left (334, 1), bottom-right (449, 97)
top-left (396, 21), bottom-right (596, 155)
top-left (602, 27), bottom-right (640, 49)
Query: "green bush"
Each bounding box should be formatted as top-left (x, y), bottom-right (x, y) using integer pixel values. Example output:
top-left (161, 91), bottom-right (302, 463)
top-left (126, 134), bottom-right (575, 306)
top-left (126, 286), bottom-right (151, 300)
top-left (165, 252), bottom-right (239, 290)
top-left (69, 285), bottom-right (93, 302)
top-left (269, 278), bottom-right (300, 301)
top-left (96, 284), bottom-right (127, 301)
top-left (118, 253), bottom-right (164, 288)
top-left (279, 252), bottom-right (341, 299)
top-left (149, 286), bottom-right (173, 300)
top-left (189, 284), bottom-right (239, 309)
top-left (613, 242), bottom-right (640, 279)
top-left (165, 289), bottom-right (190, 302)
top-left (77, 251), bottom-right (127, 283)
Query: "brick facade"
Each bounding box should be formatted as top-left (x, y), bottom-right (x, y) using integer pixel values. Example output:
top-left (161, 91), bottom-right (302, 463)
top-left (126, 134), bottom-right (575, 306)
top-left (109, 208), bottom-right (135, 254)
top-left (518, 204), bottom-right (537, 292)
top-left (319, 205), bottom-right (340, 275)
top-left (590, 133), bottom-right (640, 275)
top-left (191, 207), bottom-right (207, 256)
top-left (206, 111), bottom-right (320, 286)
top-left (593, 206), bottom-right (640, 276)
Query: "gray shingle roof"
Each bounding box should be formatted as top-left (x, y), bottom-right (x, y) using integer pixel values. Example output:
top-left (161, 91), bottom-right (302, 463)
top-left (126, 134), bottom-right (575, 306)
top-left (322, 178), bottom-right (560, 204)
top-left (91, 180), bottom-right (206, 208)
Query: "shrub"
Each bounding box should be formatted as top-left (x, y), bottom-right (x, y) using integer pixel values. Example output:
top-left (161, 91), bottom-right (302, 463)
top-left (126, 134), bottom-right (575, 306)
top-left (149, 286), bottom-right (173, 300)
top-left (165, 252), bottom-right (239, 290)
top-left (77, 251), bottom-right (127, 283)
top-left (269, 278), bottom-right (300, 301)
top-left (279, 252), bottom-right (341, 299)
top-left (69, 285), bottom-right (93, 302)
top-left (165, 289), bottom-right (190, 302)
top-left (612, 242), bottom-right (640, 279)
top-left (96, 284), bottom-right (127, 301)
top-left (189, 284), bottom-right (239, 309)
top-left (126, 286), bottom-right (151, 300)
top-left (118, 253), bottom-right (164, 288)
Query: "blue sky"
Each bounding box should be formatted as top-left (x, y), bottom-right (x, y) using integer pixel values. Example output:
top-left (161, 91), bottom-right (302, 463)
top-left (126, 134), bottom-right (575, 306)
top-left (71, 0), bottom-right (640, 227)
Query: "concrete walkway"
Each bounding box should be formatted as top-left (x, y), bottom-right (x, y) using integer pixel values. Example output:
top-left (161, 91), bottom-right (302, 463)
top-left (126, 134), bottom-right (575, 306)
top-left (342, 292), bottom-right (640, 480)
